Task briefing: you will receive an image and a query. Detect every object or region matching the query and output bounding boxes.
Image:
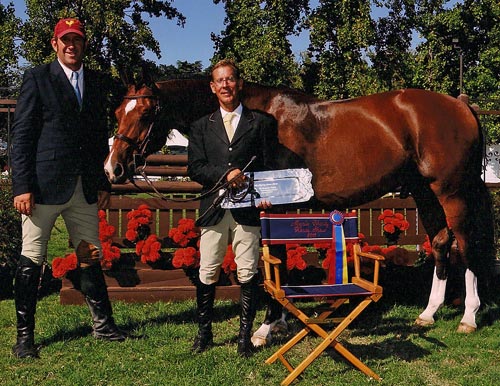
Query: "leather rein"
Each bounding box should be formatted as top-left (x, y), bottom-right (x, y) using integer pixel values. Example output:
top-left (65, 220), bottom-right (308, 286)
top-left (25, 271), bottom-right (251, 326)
top-left (112, 92), bottom-right (260, 216)
top-left (113, 93), bottom-right (160, 167)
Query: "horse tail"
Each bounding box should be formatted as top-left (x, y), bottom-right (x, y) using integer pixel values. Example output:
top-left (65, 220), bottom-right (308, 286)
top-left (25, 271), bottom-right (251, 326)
top-left (463, 105), bottom-right (496, 305)
top-left (468, 105), bottom-right (487, 179)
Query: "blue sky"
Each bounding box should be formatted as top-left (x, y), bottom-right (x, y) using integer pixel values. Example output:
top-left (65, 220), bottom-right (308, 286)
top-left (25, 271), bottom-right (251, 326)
top-left (11, 0), bottom-right (461, 69)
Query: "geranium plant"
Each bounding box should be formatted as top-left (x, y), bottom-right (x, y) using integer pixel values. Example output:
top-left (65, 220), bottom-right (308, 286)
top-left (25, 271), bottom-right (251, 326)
top-left (378, 209), bottom-right (410, 245)
top-left (168, 217), bottom-right (236, 284)
top-left (125, 204), bottom-right (162, 265)
top-left (52, 210), bottom-right (121, 278)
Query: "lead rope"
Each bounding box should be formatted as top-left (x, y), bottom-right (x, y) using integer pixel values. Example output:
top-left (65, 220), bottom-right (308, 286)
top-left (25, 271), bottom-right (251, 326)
top-left (128, 156), bottom-right (258, 221)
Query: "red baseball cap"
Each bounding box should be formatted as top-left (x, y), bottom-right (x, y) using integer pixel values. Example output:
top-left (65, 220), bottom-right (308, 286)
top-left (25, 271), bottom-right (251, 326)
top-left (53, 18), bottom-right (85, 39)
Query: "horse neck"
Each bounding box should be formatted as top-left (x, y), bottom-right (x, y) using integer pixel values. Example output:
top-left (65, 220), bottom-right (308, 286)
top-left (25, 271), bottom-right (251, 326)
top-left (242, 83), bottom-right (318, 114)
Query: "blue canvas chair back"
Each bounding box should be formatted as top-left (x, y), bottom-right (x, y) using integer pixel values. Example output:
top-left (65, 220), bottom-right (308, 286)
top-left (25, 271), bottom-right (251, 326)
top-left (260, 211), bottom-right (358, 284)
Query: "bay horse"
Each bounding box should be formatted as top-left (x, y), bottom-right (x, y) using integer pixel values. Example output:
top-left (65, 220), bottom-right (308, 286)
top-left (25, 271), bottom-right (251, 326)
top-left (104, 79), bottom-right (494, 341)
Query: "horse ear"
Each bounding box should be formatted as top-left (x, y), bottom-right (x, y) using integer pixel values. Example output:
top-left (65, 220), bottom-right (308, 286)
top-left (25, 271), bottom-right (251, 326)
top-left (139, 60), bottom-right (157, 88)
top-left (118, 66), bottom-right (135, 87)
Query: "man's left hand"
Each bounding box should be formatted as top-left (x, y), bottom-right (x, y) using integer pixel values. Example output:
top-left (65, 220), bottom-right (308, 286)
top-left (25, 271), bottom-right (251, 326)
top-left (257, 200), bottom-right (272, 210)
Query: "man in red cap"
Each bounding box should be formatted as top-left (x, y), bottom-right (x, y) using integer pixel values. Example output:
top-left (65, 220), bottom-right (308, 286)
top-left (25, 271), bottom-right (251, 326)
top-left (10, 17), bottom-right (128, 359)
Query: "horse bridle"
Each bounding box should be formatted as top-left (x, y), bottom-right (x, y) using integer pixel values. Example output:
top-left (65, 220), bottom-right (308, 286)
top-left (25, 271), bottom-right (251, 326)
top-left (113, 93), bottom-right (161, 171)
top-left (113, 92), bottom-right (260, 219)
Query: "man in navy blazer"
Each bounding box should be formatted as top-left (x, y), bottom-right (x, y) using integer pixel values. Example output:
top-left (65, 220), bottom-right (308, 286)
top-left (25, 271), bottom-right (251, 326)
top-left (10, 18), bottom-right (127, 359)
top-left (188, 59), bottom-right (278, 357)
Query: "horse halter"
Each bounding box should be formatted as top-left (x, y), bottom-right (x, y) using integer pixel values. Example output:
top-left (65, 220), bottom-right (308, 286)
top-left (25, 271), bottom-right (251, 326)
top-left (114, 93), bottom-right (161, 172)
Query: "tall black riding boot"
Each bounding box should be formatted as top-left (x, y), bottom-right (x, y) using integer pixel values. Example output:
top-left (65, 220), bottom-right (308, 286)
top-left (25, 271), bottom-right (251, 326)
top-left (12, 255), bottom-right (42, 358)
top-left (192, 282), bottom-right (216, 353)
top-left (238, 276), bottom-right (259, 357)
top-left (79, 264), bottom-right (127, 341)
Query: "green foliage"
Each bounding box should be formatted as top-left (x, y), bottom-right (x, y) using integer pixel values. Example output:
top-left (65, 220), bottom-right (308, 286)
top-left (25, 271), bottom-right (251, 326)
top-left (0, 2), bottom-right (21, 89)
top-left (4, 0), bottom-right (499, 139)
top-left (490, 189), bottom-right (500, 259)
top-left (0, 178), bottom-right (21, 268)
top-left (305, 0), bottom-right (377, 99)
top-left (370, 0), bottom-right (416, 90)
top-left (20, 0), bottom-right (185, 76)
top-left (212, 0), bottom-right (308, 88)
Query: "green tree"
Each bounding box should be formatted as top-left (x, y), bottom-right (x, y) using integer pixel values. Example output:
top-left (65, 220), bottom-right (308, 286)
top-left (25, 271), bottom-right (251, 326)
top-left (412, 0), bottom-right (499, 140)
top-left (304, 0), bottom-right (377, 99)
top-left (370, 0), bottom-right (416, 90)
top-left (412, 0), bottom-right (460, 93)
top-left (0, 2), bottom-right (21, 92)
top-left (20, 0), bottom-right (185, 76)
top-left (212, 0), bottom-right (308, 88)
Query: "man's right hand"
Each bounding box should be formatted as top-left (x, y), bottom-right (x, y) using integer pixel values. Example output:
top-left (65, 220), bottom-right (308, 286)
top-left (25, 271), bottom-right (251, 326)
top-left (227, 169), bottom-right (247, 189)
top-left (14, 192), bottom-right (35, 216)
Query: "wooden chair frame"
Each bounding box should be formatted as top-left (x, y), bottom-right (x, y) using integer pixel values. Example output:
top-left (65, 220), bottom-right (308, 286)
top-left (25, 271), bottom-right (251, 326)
top-left (260, 211), bottom-right (384, 385)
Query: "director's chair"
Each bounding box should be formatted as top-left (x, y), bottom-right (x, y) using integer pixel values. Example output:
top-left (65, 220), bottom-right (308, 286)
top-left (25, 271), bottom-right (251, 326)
top-left (260, 210), bottom-right (384, 385)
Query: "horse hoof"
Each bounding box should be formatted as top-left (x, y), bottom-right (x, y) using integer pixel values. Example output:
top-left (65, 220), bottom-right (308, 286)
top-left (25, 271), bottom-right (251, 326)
top-left (250, 335), bottom-right (268, 347)
top-left (414, 317), bottom-right (434, 327)
top-left (457, 322), bottom-right (476, 333)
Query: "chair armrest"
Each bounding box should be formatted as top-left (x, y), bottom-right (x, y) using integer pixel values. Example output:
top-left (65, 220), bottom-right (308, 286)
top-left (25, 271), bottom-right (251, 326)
top-left (262, 253), bottom-right (282, 266)
top-left (261, 246), bottom-right (284, 292)
top-left (352, 244), bottom-right (385, 287)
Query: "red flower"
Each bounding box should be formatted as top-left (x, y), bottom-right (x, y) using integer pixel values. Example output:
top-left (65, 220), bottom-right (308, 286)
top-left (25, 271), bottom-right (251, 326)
top-left (222, 245), bottom-right (237, 274)
top-left (378, 210), bottom-right (410, 236)
top-left (126, 206), bottom-right (153, 242)
top-left (168, 218), bottom-right (200, 247)
top-left (287, 245), bottom-right (307, 270)
top-left (53, 211), bottom-right (121, 278)
top-left (172, 247), bottom-right (200, 268)
top-left (313, 242), bottom-right (331, 250)
top-left (136, 234), bottom-right (162, 264)
top-left (421, 235), bottom-right (432, 256)
top-left (383, 223), bottom-right (397, 234)
top-left (125, 228), bottom-right (138, 242)
top-left (52, 253), bottom-right (78, 278)
top-left (98, 210), bottom-right (121, 268)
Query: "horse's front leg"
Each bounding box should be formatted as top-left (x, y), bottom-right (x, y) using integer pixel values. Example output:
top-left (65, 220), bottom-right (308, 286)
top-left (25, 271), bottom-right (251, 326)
top-left (415, 266), bottom-right (447, 326)
top-left (251, 244), bottom-right (288, 347)
top-left (457, 268), bottom-right (479, 333)
top-left (415, 228), bottom-right (451, 326)
top-left (251, 304), bottom-right (288, 347)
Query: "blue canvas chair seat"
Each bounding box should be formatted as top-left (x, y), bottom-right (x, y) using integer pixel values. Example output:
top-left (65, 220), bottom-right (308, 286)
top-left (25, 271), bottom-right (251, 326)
top-left (260, 211), bottom-right (384, 385)
top-left (283, 283), bottom-right (372, 298)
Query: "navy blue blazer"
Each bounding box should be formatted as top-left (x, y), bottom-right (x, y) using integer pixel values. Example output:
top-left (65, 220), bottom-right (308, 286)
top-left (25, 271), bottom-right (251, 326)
top-left (11, 60), bottom-right (111, 205)
top-left (188, 106), bottom-right (279, 227)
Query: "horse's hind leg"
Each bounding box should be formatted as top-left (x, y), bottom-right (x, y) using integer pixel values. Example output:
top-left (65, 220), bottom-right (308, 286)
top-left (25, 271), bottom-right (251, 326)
top-left (409, 180), bottom-right (450, 326)
top-left (433, 178), bottom-right (494, 332)
top-left (415, 228), bottom-right (452, 326)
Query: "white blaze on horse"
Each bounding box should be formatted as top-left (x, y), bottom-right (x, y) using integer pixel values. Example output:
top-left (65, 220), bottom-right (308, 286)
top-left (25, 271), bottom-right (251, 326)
top-left (104, 79), bottom-right (495, 343)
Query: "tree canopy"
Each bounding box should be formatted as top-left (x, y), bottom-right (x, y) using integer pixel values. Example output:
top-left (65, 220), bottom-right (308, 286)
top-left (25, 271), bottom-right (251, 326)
top-left (1, 0), bottom-right (499, 138)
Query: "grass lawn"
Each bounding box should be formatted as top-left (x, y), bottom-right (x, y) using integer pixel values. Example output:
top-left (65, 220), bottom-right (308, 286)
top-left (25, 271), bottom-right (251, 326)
top-left (1, 217), bottom-right (500, 385)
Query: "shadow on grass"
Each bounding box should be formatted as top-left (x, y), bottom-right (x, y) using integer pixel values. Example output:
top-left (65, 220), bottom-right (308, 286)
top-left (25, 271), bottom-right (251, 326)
top-left (37, 300), bottom-right (241, 347)
top-left (37, 260), bottom-right (500, 353)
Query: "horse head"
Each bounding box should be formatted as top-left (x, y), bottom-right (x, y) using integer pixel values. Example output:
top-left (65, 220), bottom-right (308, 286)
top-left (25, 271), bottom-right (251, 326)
top-left (105, 76), bottom-right (218, 184)
top-left (104, 81), bottom-right (162, 184)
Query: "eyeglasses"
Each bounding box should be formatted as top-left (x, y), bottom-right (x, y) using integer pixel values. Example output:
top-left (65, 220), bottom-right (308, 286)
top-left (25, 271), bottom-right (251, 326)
top-left (213, 76), bottom-right (237, 86)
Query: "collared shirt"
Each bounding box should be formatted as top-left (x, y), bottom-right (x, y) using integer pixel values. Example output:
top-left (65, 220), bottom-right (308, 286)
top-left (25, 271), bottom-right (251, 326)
top-left (57, 59), bottom-right (84, 97)
top-left (220, 103), bottom-right (243, 130)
